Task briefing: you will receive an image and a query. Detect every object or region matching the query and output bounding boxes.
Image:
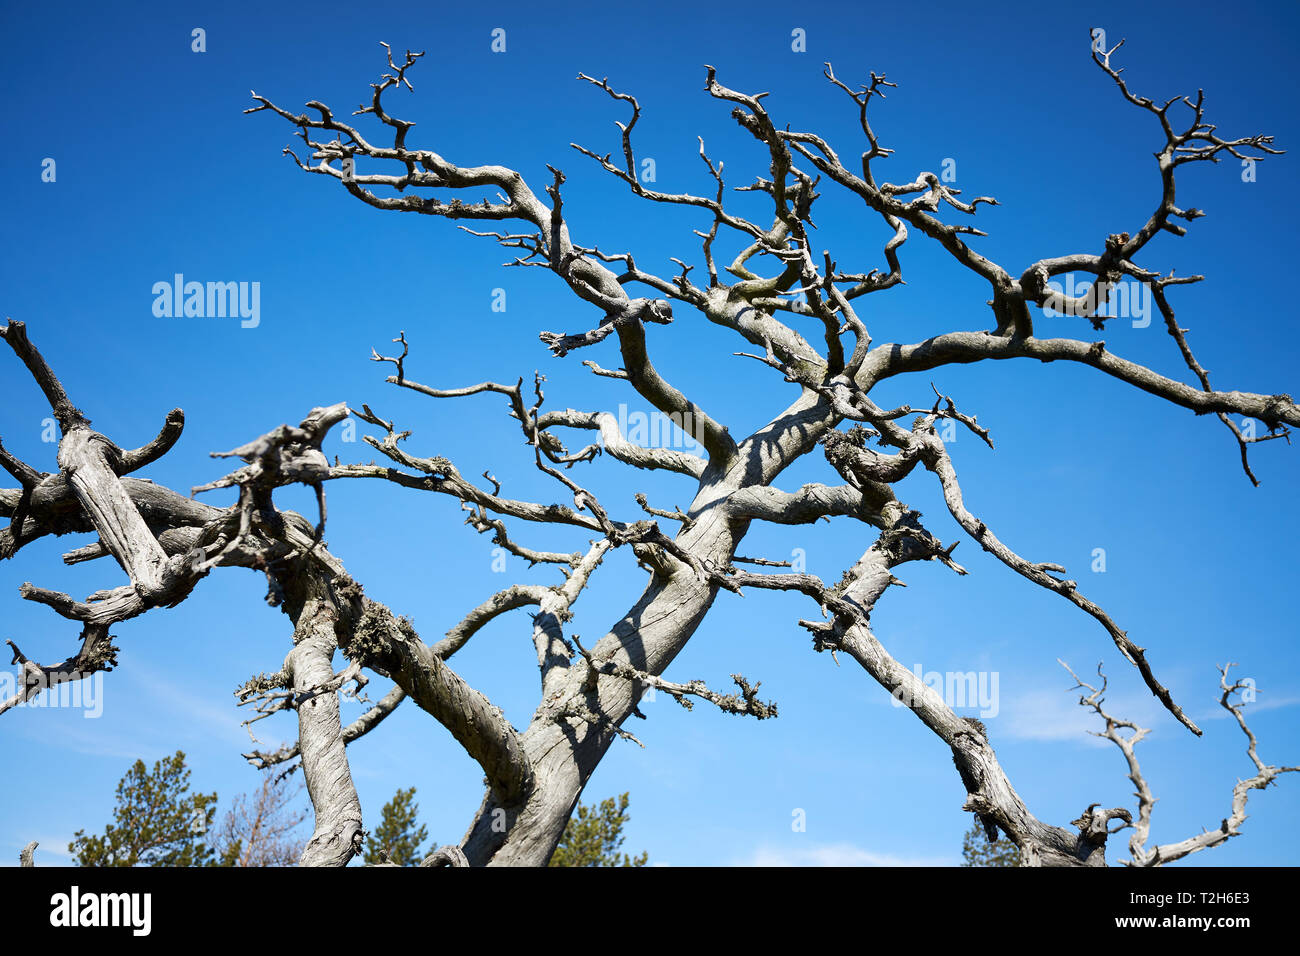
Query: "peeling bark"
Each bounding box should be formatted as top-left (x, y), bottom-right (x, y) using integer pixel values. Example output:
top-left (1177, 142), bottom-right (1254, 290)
top-left (2, 36), bottom-right (1295, 869)
top-left (284, 585), bottom-right (364, 867)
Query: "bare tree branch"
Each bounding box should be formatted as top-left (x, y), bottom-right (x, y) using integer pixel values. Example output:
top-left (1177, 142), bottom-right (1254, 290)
top-left (1064, 660), bottom-right (1298, 866)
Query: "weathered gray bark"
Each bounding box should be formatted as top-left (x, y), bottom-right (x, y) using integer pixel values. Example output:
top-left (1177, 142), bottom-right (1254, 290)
top-left (238, 41), bottom-right (1296, 866)
top-left (283, 583), bottom-right (365, 867)
top-left (462, 566), bottom-right (723, 865)
top-left (4, 33), bottom-right (1297, 869)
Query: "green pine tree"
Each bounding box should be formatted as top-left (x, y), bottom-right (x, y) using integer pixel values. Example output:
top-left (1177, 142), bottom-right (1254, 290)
top-left (549, 792), bottom-right (648, 867)
top-left (70, 751), bottom-right (223, 867)
top-left (365, 787), bottom-right (428, 866)
top-left (960, 818), bottom-right (1020, 867)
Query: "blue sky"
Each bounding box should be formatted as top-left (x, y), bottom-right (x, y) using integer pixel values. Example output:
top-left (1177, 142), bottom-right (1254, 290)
top-left (1, 0), bottom-right (1297, 866)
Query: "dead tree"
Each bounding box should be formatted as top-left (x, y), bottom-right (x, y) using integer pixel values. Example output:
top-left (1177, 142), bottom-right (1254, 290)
top-left (3, 35), bottom-right (1295, 866)
top-left (1062, 661), bottom-right (1298, 866)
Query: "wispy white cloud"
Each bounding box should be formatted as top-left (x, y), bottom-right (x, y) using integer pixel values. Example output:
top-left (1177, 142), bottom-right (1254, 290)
top-left (994, 688), bottom-right (1102, 742)
top-left (1195, 694), bottom-right (1300, 722)
top-left (737, 842), bottom-right (957, 867)
top-left (121, 662), bottom-right (250, 748)
top-left (15, 720), bottom-right (161, 763)
top-left (11, 662), bottom-right (265, 767)
top-left (995, 679), bottom-right (1300, 742)
top-left (994, 686), bottom-right (1165, 744)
